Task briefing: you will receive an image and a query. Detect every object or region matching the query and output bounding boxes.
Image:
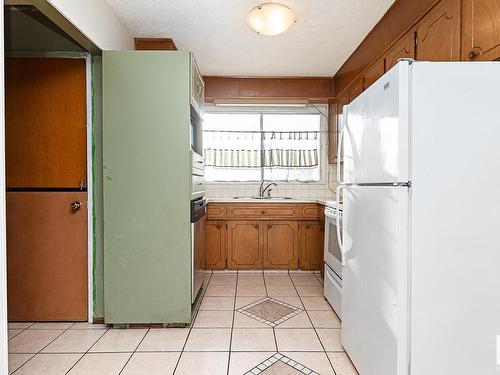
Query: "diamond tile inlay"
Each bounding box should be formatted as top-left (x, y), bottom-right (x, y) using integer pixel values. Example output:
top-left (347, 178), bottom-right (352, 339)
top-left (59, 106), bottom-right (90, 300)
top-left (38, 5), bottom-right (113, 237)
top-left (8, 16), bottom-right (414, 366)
top-left (245, 353), bottom-right (319, 375)
top-left (237, 297), bottom-right (302, 327)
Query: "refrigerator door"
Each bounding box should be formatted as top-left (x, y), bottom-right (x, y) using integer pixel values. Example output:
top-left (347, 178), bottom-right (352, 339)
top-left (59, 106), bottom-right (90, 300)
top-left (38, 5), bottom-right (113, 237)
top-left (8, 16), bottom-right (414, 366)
top-left (341, 185), bottom-right (409, 375)
top-left (342, 61), bottom-right (410, 184)
top-left (410, 62), bottom-right (500, 375)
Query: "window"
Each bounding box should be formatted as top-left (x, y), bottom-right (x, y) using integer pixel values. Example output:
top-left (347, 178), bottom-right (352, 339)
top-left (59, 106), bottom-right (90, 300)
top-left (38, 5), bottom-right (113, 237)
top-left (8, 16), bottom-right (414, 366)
top-left (203, 106), bottom-right (325, 182)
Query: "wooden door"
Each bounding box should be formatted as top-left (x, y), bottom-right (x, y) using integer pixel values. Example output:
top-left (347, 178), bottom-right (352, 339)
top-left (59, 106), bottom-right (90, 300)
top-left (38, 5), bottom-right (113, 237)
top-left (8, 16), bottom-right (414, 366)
top-left (205, 221), bottom-right (227, 270)
top-left (385, 31), bottom-right (416, 70)
top-left (227, 221), bottom-right (263, 269)
top-left (363, 58), bottom-right (385, 89)
top-left (416, 0), bottom-right (461, 61)
top-left (462, 0), bottom-right (500, 61)
top-left (299, 221), bottom-right (324, 271)
top-left (7, 192), bottom-right (88, 321)
top-left (263, 221), bottom-right (299, 270)
top-left (5, 58), bottom-right (87, 188)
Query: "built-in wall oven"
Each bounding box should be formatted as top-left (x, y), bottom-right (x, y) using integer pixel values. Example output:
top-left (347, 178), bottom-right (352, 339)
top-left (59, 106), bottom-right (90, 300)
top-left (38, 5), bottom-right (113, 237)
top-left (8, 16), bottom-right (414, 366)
top-left (324, 203), bottom-right (343, 318)
top-left (191, 198), bottom-right (206, 302)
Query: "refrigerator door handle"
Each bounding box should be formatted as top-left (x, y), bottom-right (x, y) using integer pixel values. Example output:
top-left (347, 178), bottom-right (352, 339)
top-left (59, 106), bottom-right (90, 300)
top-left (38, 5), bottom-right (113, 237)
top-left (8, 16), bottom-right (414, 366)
top-left (336, 108), bottom-right (346, 184)
top-left (336, 186), bottom-right (346, 265)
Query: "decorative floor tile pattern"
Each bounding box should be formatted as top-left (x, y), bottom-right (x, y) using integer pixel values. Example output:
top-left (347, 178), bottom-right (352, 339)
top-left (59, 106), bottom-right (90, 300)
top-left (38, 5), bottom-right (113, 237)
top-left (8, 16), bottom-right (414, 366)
top-left (237, 297), bottom-right (302, 327)
top-left (7, 271), bottom-right (358, 375)
top-left (245, 353), bottom-right (319, 375)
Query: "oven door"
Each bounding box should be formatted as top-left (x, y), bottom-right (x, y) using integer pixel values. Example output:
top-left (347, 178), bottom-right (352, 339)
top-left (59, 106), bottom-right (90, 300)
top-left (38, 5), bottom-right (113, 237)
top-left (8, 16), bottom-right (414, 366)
top-left (324, 207), bottom-right (343, 279)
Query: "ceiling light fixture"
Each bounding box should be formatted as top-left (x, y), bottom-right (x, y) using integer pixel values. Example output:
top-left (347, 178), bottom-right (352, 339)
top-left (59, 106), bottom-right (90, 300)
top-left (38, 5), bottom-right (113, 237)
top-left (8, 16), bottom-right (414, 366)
top-left (246, 3), bottom-right (296, 36)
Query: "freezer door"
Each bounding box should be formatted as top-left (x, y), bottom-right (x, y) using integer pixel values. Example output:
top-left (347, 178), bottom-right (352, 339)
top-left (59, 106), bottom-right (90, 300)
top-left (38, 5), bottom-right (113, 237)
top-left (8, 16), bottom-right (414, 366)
top-left (341, 186), bottom-right (409, 375)
top-left (342, 62), bottom-right (410, 184)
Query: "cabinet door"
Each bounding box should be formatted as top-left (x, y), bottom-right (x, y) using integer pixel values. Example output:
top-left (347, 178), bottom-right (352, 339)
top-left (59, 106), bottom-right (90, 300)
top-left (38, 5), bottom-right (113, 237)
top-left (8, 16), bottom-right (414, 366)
top-left (385, 31), bottom-right (416, 70)
top-left (205, 221), bottom-right (227, 270)
top-left (349, 78), bottom-right (364, 102)
top-left (462, 0), bottom-right (500, 61)
top-left (363, 58), bottom-right (385, 90)
top-left (299, 221), bottom-right (324, 271)
top-left (227, 221), bottom-right (263, 269)
top-left (327, 100), bottom-right (338, 164)
top-left (263, 221), bottom-right (299, 270)
top-left (416, 0), bottom-right (461, 61)
top-left (190, 55), bottom-right (205, 116)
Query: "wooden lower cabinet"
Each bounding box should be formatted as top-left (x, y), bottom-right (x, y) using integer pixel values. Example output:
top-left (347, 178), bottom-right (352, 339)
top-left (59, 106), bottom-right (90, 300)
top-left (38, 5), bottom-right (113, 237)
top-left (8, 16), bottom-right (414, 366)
top-left (263, 221), bottom-right (299, 269)
top-left (299, 221), bottom-right (324, 271)
top-left (205, 203), bottom-right (325, 271)
top-left (205, 221), bottom-right (227, 269)
top-left (227, 221), bottom-right (263, 269)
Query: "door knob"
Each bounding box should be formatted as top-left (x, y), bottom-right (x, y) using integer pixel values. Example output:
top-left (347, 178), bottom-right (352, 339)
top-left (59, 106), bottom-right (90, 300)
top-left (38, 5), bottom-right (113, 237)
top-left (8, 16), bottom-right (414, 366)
top-left (70, 201), bottom-right (82, 211)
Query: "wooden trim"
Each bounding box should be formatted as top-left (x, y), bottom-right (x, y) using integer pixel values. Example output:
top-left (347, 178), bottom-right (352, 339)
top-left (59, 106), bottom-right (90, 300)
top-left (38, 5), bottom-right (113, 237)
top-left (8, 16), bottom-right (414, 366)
top-left (204, 76), bottom-right (335, 103)
top-left (134, 38), bottom-right (177, 51)
top-left (334, 0), bottom-right (441, 93)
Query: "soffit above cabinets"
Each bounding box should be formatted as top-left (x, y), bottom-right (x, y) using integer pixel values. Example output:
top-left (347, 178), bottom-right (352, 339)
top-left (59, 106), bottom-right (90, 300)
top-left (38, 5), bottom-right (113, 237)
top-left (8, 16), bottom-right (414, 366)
top-left (105, 0), bottom-right (396, 77)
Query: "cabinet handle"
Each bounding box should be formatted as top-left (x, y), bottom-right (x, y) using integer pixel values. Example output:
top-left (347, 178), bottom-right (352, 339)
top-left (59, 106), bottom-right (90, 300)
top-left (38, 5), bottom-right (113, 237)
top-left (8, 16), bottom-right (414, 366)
top-left (468, 50), bottom-right (477, 60)
top-left (267, 224), bottom-right (273, 229)
top-left (254, 224), bottom-right (259, 229)
top-left (261, 210), bottom-right (266, 215)
top-left (306, 224), bottom-right (311, 229)
top-left (215, 224), bottom-right (221, 229)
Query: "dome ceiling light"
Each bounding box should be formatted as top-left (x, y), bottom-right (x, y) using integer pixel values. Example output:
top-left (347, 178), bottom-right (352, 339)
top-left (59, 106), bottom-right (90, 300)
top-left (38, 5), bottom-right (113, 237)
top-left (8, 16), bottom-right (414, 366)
top-left (246, 3), bottom-right (296, 36)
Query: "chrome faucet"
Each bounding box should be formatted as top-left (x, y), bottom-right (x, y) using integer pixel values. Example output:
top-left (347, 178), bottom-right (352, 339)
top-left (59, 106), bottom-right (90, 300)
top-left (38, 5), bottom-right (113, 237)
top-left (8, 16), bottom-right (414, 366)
top-left (261, 182), bottom-right (278, 198)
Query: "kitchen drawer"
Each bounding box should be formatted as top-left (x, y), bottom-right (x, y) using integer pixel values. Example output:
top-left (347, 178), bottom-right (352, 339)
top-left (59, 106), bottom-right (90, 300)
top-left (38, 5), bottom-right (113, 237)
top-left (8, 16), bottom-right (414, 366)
top-left (227, 204), bottom-right (299, 220)
top-left (301, 204), bottom-right (320, 220)
top-left (207, 204), bottom-right (226, 219)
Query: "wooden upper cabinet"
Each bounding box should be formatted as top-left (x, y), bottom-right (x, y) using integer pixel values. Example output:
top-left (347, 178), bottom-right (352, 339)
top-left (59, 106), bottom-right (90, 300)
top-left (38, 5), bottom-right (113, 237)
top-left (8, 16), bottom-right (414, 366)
top-left (263, 221), bottom-right (299, 269)
top-left (5, 58), bottom-right (87, 189)
top-left (299, 221), bottom-right (324, 271)
top-left (227, 221), bottom-right (263, 269)
top-left (349, 78), bottom-right (364, 102)
top-left (363, 58), bottom-right (385, 89)
top-left (462, 0), bottom-right (500, 61)
top-left (205, 221), bottom-right (227, 270)
top-left (385, 31), bottom-right (416, 70)
top-left (416, 0), bottom-right (461, 61)
top-left (327, 100), bottom-right (338, 164)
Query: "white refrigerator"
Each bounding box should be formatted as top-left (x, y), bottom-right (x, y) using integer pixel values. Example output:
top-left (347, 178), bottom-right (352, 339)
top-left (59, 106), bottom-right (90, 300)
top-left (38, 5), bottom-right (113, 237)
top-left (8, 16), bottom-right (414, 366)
top-left (337, 61), bottom-right (500, 375)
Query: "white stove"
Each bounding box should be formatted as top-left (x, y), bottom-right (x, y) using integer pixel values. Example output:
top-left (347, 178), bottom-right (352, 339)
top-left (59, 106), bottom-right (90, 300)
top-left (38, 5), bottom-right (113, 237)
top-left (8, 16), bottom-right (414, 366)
top-left (324, 201), bottom-right (343, 318)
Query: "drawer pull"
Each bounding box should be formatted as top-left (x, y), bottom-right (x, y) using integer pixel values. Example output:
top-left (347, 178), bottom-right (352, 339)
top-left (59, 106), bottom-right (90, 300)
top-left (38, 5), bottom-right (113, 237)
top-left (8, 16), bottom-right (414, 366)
top-left (215, 224), bottom-right (221, 229)
top-left (261, 210), bottom-right (266, 215)
top-left (267, 224), bottom-right (273, 229)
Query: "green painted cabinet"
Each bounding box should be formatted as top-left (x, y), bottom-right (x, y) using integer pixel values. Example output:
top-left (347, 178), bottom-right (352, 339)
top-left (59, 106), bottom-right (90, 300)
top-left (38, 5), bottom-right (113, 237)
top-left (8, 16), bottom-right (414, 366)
top-left (103, 51), bottom-right (199, 324)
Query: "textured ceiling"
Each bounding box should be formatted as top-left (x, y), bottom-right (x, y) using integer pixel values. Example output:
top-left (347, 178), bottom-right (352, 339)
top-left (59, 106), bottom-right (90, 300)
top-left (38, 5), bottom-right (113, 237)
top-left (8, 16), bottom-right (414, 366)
top-left (105, 0), bottom-right (396, 77)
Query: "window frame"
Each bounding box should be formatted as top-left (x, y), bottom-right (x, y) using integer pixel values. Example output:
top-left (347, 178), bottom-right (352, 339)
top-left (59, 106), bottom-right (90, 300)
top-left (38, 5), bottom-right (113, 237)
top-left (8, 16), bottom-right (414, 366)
top-left (203, 104), bottom-right (329, 184)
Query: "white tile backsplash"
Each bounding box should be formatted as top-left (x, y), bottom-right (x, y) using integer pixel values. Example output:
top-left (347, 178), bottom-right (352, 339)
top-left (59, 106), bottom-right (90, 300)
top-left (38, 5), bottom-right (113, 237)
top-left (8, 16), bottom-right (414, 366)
top-left (205, 164), bottom-right (338, 200)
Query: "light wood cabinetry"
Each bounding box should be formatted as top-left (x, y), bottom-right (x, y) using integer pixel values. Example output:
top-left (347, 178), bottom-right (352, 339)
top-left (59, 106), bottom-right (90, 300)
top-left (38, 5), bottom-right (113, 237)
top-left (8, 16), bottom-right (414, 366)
top-left (263, 221), bottom-right (299, 269)
top-left (299, 221), bottom-right (324, 271)
top-left (462, 0), bottom-right (500, 61)
top-left (205, 221), bottom-right (227, 269)
top-left (205, 203), bottom-right (325, 271)
top-left (227, 221), bottom-right (263, 269)
top-left (416, 0), bottom-right (461, 61)
top-left (384, 31), bottom-right (416, 70)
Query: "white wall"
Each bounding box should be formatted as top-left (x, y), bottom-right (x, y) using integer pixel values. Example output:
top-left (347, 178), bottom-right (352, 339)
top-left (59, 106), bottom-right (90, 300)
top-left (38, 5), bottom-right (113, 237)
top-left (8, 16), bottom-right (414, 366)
top-left (0, 4), bottom-right (8, 374)
top-left (47, 0), bottom-right (133, 50)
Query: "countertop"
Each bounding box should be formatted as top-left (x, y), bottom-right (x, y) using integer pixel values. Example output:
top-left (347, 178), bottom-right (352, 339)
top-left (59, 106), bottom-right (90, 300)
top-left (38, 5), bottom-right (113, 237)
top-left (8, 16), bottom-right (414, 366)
top-left (207, 197), bottom-right (338, 208)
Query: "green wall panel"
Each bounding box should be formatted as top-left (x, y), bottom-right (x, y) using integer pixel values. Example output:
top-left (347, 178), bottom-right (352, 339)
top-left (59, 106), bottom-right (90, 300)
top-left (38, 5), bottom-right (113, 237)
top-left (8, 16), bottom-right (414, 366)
top-left (103, 51), bottom-right (192, 323)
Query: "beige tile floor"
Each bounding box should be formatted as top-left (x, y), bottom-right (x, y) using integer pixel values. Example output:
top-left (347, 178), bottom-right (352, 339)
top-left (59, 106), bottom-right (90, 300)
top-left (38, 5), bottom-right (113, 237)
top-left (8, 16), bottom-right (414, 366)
top-left (8, 271), bottom-right (359, 375)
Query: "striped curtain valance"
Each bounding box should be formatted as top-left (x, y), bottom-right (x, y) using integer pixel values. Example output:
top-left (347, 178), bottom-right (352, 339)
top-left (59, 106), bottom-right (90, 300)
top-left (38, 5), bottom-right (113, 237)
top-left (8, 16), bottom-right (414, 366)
top-left (204, 148), bottom-right (319, 168)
